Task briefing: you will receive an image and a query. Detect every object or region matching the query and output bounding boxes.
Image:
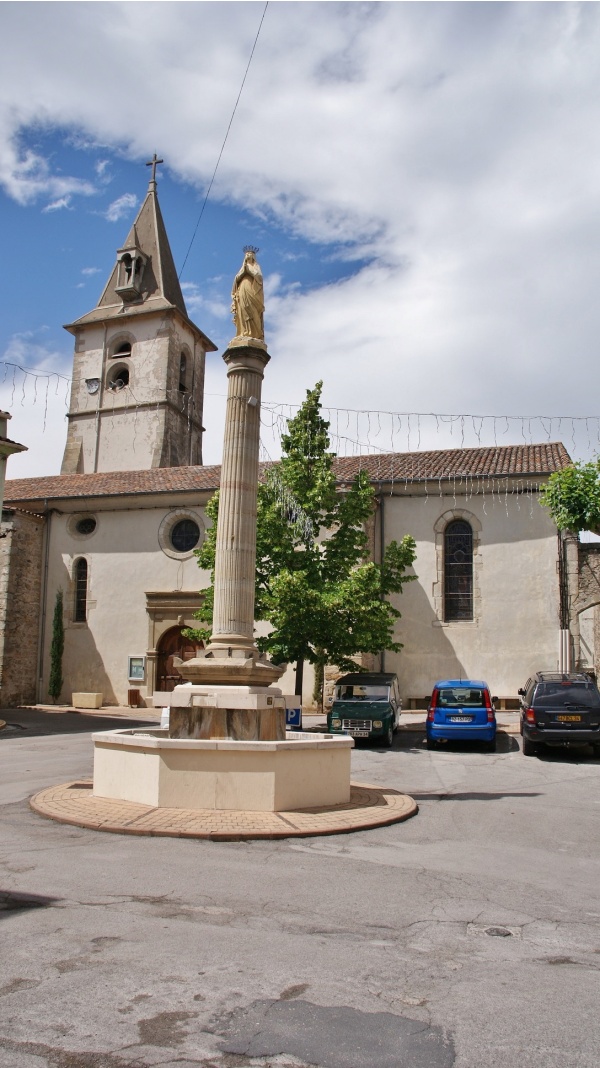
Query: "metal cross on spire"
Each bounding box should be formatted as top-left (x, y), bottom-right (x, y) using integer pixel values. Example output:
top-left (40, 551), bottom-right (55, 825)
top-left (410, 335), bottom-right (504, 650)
top-left (146, 153), bottom-right (164, 186)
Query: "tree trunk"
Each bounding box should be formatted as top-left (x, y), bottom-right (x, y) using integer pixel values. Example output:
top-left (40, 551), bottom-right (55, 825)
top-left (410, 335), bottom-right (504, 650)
top-left (313, 656), bottom-right (324, 712)
top-left (295, 658), bottom-right (304, 701)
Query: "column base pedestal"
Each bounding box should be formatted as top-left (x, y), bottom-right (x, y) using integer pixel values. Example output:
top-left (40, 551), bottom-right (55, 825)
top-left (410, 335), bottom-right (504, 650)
top-left (169, 683), bottom-right (286, 741)
top-left (170, 705), bottom-right (285, 742)
top-left (172, 652), bottom-right (285, 687)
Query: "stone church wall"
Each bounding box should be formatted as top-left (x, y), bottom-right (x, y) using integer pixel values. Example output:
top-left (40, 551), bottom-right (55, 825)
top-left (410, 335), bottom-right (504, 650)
top-left (40, 500), bottom-right (210, 707)
top-left (382, 485), bottom-right (561, 700)
top-left (0, 509), bottom-right (44, 705)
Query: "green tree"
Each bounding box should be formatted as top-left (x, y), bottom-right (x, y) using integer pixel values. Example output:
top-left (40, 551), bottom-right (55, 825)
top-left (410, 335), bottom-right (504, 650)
top-left (187, 382), bottom-right (416, 704)
top-left (48, 589), bottom-right (64, 703)
top-left (541, 459), bottom-right (600, 533)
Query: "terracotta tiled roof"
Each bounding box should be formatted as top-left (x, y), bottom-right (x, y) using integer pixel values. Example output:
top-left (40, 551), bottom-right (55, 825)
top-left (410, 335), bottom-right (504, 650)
top-left (4, 465), bottom-right (222, 504)
top-left (3, 443), bottom-right (571, 506)
top-left (331, 442), bottom-right (572, 482)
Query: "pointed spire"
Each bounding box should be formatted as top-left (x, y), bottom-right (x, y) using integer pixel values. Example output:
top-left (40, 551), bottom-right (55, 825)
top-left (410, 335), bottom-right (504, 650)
top-left (65, 156), bottom-right (218, 350)
top-left (93, 170), bottom-right (187, 316)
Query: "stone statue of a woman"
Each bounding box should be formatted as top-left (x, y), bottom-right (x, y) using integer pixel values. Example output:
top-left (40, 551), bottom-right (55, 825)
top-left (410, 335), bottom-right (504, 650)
top-left (231, 247), bottom-right (265, 341)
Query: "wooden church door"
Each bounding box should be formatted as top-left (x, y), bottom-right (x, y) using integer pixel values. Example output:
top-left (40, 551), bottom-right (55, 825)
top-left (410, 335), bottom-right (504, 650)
top-left (156, 627), bottom-right (202, 692)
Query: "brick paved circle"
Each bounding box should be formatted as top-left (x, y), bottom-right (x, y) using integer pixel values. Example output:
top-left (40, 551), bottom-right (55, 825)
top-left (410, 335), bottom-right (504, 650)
top-left (29, 781), bottom-right (418, 840)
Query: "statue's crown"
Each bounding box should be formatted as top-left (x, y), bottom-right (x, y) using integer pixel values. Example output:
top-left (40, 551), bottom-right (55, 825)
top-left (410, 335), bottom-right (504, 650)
top-left (243, 245), bottom-right (260, 255)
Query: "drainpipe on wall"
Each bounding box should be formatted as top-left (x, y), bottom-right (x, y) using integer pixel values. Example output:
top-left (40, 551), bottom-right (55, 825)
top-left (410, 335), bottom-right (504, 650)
top-left (559, 629), bottom-right (572, 673)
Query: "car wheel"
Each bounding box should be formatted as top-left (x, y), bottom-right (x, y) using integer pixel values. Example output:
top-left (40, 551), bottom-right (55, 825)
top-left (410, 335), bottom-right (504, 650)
top-left (426, 738), bottom-right (436, 750)
top-left (384, 722), bottom-right (394, 747)
top-left (487, 738), bottom-right (497, 753)
top-left (522, 737), bottom-right (537, 756)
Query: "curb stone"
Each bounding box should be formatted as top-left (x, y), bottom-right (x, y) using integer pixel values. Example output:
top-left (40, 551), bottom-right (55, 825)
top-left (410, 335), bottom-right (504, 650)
top-left (30, 780), bottom-right (418, 841)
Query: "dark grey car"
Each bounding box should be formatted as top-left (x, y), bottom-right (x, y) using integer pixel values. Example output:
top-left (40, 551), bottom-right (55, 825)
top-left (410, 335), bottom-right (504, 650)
top-left (519, 671), bottom-right (600, 756)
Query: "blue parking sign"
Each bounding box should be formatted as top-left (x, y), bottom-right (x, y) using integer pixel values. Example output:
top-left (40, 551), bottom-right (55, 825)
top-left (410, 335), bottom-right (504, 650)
top-left (285, 697), bottom-right (302, 730)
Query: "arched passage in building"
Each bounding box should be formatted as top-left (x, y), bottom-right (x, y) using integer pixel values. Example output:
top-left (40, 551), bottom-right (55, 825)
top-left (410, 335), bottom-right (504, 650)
top-left (156, 626), bottom-right (203, 692)
top-left (575, 602), bottom-right (600, 679)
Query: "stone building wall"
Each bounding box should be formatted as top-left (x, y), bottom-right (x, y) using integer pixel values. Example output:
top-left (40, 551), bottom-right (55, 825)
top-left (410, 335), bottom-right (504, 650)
top-left (564, 540), bottom-right (600, 675)
top-left (0, 509), bottom-right (44, 705)
top-left (574, 543), bottom-right (600, 615)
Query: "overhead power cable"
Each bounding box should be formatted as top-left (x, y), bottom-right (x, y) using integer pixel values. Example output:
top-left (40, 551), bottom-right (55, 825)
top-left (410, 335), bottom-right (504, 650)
top-left (178, 1), bottom-right (269, 278)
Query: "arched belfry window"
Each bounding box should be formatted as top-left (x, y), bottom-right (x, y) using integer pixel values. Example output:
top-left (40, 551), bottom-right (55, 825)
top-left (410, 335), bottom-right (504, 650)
top-left (179, 352), bottom-right (187, 392)
top-left (444, 520), bottom-right (473, 621)
top-left (115, 247), bottom-right (146, 302)
top-left (74, 558), bottom-right (88, 623)
top-left (112, 341), bottom-right (132, 358)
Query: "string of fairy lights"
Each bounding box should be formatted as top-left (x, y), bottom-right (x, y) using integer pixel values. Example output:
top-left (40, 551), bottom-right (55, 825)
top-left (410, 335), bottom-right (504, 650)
top-left (3, 359), bottom-right (599, 459)
top-left (0, 361), bottom-right (71, 433)
top-left (3, 359), bottom-right (597, 519)
top-left (259, 400), bottom-right (600, 459)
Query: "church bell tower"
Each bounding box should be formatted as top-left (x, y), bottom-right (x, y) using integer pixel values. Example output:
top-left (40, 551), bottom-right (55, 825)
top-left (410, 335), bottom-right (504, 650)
top-left (61, 157), bottom-right (216, 474)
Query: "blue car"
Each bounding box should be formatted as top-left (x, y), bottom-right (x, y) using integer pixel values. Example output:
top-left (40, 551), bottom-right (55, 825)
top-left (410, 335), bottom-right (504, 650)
top-left (426, 679), bottom-right (497, 752)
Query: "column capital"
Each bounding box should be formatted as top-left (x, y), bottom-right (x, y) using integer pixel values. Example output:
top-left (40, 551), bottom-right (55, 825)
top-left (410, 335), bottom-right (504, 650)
top-left (222, 343), bottom-right (271, 375)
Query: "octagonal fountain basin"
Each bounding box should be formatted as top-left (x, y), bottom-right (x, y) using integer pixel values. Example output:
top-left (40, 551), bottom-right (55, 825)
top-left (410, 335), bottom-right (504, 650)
top-left (92, 729), bottom-right (353, 813)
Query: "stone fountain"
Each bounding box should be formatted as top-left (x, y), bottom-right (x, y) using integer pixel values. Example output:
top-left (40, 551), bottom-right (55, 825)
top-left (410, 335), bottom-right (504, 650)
top-left (92, 249), bottom-right (352, 813)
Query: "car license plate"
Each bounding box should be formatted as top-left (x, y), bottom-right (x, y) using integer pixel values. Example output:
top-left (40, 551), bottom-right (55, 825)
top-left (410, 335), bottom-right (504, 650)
top-left (556, 714), bottom-right (582, 722)
top-left (449, 716), bottom-right (474, 723)
top-left (350, 730), bottom-right (370, 738)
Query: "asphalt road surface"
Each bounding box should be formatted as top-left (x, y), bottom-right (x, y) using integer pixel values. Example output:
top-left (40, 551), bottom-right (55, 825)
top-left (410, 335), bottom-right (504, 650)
top-left (1, 708), bottom-right (599, 1068)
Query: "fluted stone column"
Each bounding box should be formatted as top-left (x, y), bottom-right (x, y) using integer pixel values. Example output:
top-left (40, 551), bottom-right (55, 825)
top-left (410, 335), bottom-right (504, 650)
top-left (208, 343), bottom-right (267, 657)
top-left (170, 337), bottom-right (284, 738)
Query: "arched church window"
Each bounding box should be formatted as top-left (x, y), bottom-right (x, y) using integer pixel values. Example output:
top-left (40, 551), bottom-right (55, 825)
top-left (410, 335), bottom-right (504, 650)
top-left (444, 520), bottom-right (473, 621)
top-left (74, 558), bottom-right (88, 623)
top-left (179, 352), bottom-right (187, 393)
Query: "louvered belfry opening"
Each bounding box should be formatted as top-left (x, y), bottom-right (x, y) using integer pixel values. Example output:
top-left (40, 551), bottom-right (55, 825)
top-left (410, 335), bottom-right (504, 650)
top-left (444, 520), bottom-right (473, 621)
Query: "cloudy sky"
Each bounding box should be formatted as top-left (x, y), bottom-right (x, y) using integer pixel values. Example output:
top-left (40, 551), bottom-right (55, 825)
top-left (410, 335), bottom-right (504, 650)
top-left (1, 1), bottom-right (600, 477)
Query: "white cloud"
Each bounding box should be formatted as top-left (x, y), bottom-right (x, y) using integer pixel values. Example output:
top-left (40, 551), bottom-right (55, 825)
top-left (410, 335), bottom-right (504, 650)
top-left (1, 2), bottom-right (600, 464)
top-left (1, 333), bottom-right (71, 384)
top-left (81, 266), bottom-right (101, 276)
top-left (181, 281), bottom-right (229, 320)
top-left (95, 158), bottom-right (110, 178)
top-left (104, 192), bottom-right (137, 223)
top-left (42, 195), bottom-right (72, 213)
top-left (0, 139), bottom-right (96, 206)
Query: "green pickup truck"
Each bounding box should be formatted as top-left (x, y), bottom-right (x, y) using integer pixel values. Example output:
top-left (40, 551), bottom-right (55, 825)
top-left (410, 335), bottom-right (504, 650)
top-left (326, 672), bottom-right (401, 746)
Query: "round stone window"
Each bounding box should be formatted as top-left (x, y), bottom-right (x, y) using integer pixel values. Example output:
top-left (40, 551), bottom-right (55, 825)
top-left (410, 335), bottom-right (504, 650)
top-left (158, 510), bottom-right (205, 560)
top-left (69, 514), bottom-right (98, 539)
top-left (76, 517), bottom-right (97, 536)
top-left (170, 519), bottom-right (200, 553)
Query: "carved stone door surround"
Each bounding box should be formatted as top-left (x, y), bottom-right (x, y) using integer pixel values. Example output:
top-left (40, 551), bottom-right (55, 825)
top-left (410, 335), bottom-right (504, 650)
top-left (146, 590), bottom-right (203, 695)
